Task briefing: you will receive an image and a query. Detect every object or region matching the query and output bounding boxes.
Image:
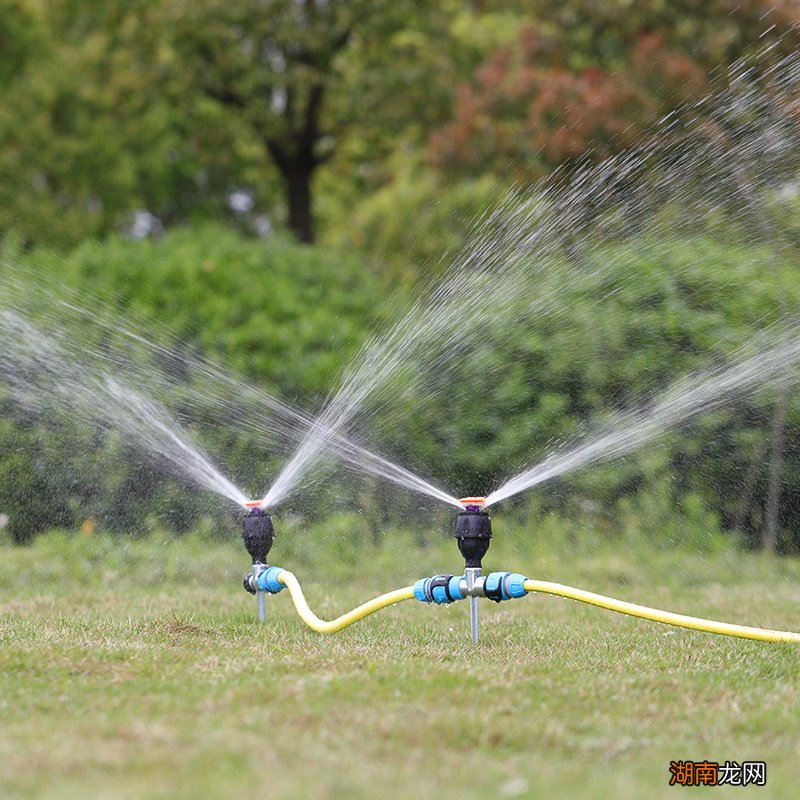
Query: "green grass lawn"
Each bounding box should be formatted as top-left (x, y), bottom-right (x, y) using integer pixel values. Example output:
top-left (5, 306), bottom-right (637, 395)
top-left (2, 524), bottom-right (800, 799)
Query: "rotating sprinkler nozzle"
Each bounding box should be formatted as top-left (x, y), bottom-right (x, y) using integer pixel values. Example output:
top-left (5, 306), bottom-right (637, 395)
top-left (455, 497), bottom-right (491, 567)
top-left (241, 503), bottom-right (276, 623)
top-left (455, 497), bottom-right (491, 644)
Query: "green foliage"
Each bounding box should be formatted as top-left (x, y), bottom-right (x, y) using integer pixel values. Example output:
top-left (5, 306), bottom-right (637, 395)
top-left (0, 0), bottom-right (40, 84)
top-left (516, 0), bottom-right (800, 72)
top-left (429, 2), bottom-right (800, 180)
top-left (362, 234), bottom-right (800, 546)
top-left (2, 1), bottom-right (797, 249)
top-left (3, 222), bottom-right (800, 550)
top-left (0, 1), bottom-right (276, 247)
top-left (0, 0), bottom-right (459, 247)
top-left (31, 225), bottom-right (385, 395)
top-left (0, 226), bottom-right (392, 541)
top-left (331, 156), bottom-right (504, 273)
top-left (2, 1), bottom-right (800, 550)
top-left (4, 225), bottom-right (800, 548)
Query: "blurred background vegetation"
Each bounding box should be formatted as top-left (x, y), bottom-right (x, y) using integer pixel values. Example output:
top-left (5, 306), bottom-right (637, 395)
top-left (2, 0), bottom-right (800, 553)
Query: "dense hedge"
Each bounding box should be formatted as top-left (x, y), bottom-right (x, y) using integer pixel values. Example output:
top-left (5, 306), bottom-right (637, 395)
top-left (33, 225), bottom-right (388, 396)
top-left (2, 224), bottom-right (799, 549)
top-left (0, 226), bottom-right (392, 541)
top-left (325, 233), bottom-right (800, 549)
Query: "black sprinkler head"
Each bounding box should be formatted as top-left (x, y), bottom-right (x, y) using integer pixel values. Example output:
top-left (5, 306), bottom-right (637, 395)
top-left (454, 499), bottom-right (492, 569)
top-left (242, 507), bottom-right (275, 565)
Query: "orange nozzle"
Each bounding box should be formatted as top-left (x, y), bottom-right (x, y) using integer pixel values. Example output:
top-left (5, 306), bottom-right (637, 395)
top-left (245, 500), bottom-right (263, 509)
top-left (459, 496), bottom-right (486, 508)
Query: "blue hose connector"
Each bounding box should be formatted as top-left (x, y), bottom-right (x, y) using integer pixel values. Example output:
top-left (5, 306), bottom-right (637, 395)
top-left (484, 572), bottom-right (528, 602)
top-left (255, 566), bottom-right (286, 594)
top-left (413, 579), bottom-right (428, 603)
top-left (414, 574), bottom-right (465, 604)
top-left (506, 573), bottom-right (528, 599)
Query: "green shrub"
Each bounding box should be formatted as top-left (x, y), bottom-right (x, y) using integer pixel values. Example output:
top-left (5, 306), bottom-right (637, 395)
top-left (31, 225), bottom-right (389, 397)
top-left (0, 226), bottom-right (395, 541)
top-left (362, 234), bottom-right (800, 548)
top-left (331, 159), bottom-right (504, 276)
top-left (2, 224), bottom-right (799, 552)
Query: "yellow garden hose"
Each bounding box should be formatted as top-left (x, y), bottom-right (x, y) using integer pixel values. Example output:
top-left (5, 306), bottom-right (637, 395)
top-left (522, 579), bottom-right (800, 643)
top-left (265, 569), bottom-right (800, 642)
top-left (276, 570), bottom-right (415, 634)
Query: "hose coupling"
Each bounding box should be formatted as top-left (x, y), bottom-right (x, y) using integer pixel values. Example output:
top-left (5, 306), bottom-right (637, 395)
top-left (413, 574), bottom-right (465, 605)
top-left (483, 572), bottom-right (528, 602)
top-left (413, 571), bottom-right (528, 604)
top-left (243, 565), bottom-right (285, 595)
top-left (243, 562), bottom-right (266, 595)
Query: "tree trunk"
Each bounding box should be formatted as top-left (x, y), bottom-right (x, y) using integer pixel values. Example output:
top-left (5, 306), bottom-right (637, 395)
top-left (283, 158), bottom-right (315, 244)
top-left (732, 434), bottom-right (768, 538)
top-left (731, 161), bottom-right (788, 552)
top-left (267, 140), bottom-right (317, 245)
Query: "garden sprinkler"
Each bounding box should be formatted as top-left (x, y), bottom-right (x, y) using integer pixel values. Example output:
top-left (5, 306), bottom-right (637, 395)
top-left (234, 496), bottom-right (800, 645)
top-left (241, 500), bottom-right (275, 623)
top-left (455, 497), bottom-right (492, 644)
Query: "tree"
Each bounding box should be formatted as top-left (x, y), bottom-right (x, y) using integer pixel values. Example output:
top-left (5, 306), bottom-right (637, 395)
top-left (429, 30), bottom-right (658, 181)
top-left (475, 0), bottom-right (800, 72)
top-left (0, 1), bottom-right (259, 248)
top-left (0, 0), bottom-right (455, 247)
top-left (164, 0), bottom-right (442, 244)
top-left (165, 1), bottom-right (344, 243)
top-left (429, 1), bottom-right (800, 181)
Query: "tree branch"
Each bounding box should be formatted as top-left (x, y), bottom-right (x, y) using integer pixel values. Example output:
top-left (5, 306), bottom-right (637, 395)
top-left (204, 84), bottom-right (248, 110)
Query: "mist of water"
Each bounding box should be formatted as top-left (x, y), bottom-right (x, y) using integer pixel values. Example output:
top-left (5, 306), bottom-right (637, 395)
top-left (262, 186), bottom-right (618, 508)
top-left (485, 330), bottom-right (800, 506)
top-left (265, 47), bottom-right (800, 509)
top-left (0, 276), bottom-right (463, 509)
top-left (0, 309), bottom-right (250, 507)
top-left (3, 47), bottom-right (799, 521)
top-left (56, 292), bottom-right (463, 507)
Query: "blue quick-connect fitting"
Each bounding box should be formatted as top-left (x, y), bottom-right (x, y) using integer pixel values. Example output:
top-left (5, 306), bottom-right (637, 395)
top-left (414, 571), bottom-right (528, 604)
top-left (506, 573), bottom-right (528, 598)
top-left (413, 574), bottom-right (465, 604)
top-left (484, 572), bottom-right (529, 602)
top-left (255, 566), bottom-right (286, 594)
